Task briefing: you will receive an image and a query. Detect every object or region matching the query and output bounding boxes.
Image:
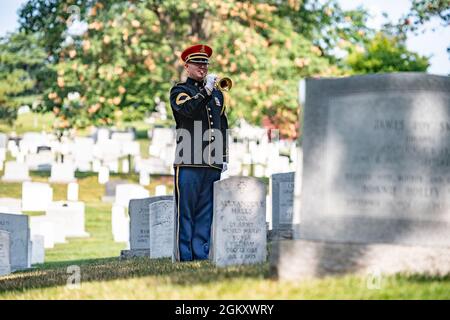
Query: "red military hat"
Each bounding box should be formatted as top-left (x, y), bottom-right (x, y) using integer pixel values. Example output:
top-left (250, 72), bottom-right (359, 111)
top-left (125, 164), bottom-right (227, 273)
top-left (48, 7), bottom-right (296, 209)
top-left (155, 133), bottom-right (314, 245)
top-left (181, 44), bottom-right (213, 64)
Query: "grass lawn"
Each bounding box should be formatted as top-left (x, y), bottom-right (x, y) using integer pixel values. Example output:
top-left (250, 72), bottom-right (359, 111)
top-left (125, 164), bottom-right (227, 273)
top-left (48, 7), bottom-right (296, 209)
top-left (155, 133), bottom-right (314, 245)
top-left (0, 112), bottom-right (55, 135)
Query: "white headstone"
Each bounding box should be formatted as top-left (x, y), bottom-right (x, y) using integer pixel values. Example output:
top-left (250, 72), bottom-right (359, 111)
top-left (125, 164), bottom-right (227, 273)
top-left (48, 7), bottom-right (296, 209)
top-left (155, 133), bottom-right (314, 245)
top-left (122, 141), bottom-right (140, 156)
top-left (73, 137), bottom-right (94, 171)
top-left (20, 132), bottom-right (48, 154)
top-left (111, 131), bottom-right (134, 143)
top-left (46, 201), bottom-right (89, 238)
top-left (49, 163), bottom-right (76, 183)
top-left (0, 147), bottom-right (6, 162)
top-left (154, 185), bottom-right (167, 196)
top-left (139, 171), bottom-right (150, 186)
top-left (254, 164), bottom-right (265, 178)
top-left (96, 128), bottom-right (110, 142)
top-left (115, 184), bottom-right (150, 208)
top-left (210, 177), bottom-right (267, 267)
top-left (29, 216), bottom-right (58, 248)
top-left (0, 133), bottom-right (7, 149)
top-left (0, 213), bottom-right (30, 270)
top-left (67, 182), bottom-right (79, 201)
top-left (106, 160), bottom-right (119, 173)
top-left (102, 179), bottom-right (128, 202)
top-left (111, 204), bottom-right (129, 243)
top-left (92, 159), bottom-right (101, 172)
top-left (31, 234), bottom-right (45, 264)
top-left (7, 140), bottom-right (18, 156)
top-left (150, 200), bottom-right (174, 259)
top-left (151, 128), bottom-right (175, 146)
top-left (21, 182), bottom-right (53, 212)
top-left (26, 151), bottom-right (53, 171)
top-left (94, 139), bottom-right (121, 162)
top-left (122, 159), bottom-right (129, 173)
top-left (0, 198), bottom-right (22, 215)
top-left (98, 166), bottom-right (110, 184)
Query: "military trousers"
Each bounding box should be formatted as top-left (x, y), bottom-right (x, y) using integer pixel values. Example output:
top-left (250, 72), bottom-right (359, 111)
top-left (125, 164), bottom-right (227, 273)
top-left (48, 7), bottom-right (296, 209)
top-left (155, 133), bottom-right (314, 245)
top-left (173, 166), bottom-right (221, 261)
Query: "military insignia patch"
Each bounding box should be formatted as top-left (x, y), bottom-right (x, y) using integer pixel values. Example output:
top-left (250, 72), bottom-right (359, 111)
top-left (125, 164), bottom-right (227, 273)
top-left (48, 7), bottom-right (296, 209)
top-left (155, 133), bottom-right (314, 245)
top-left (176, 93), bottom-right (191, 105)
top-left (214, 97), bottom-right (221, 106)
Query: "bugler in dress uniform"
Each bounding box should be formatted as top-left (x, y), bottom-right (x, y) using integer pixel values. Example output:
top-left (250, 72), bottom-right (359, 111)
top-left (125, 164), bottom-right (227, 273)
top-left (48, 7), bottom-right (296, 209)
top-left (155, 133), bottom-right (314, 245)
top-left (169, 44), bottom-right (229, 261)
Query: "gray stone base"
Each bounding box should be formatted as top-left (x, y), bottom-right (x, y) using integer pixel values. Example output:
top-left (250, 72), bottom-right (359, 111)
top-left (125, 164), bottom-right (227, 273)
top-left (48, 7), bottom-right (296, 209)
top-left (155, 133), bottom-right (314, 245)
top-left (270, 239), bottom-right (450, 280)
top-left (0, 265), bottom-right (11, 277)
top-left (269, 229), bottom-right (293, 241)
top-left (120, 249), bottom-right (150, 260)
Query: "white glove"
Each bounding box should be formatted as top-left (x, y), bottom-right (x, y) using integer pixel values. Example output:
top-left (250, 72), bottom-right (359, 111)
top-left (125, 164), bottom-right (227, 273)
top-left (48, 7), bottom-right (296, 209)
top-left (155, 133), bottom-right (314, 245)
top-left (221, 162), bottom-right (228, 173)
top-left (204, 73), bottom-right (217, 95)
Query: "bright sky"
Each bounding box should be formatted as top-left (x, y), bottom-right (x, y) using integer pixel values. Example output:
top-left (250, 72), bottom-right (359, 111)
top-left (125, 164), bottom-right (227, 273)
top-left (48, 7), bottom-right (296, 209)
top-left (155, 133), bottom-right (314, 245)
top-left (1, 0), bottom-right (448, 75)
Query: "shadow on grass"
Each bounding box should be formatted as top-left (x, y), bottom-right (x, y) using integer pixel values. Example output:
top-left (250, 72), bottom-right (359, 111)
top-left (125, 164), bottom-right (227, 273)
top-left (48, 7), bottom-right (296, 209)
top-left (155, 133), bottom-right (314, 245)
top-left (392, 273), bottom-right (450, 283)
top-left (74, 172), bottom-right (99, 179)
top-left (135, 129), bottom-right (148, 139)
top-left (0, 256), bottom-right (269, 294)
top-left (30, 170), bottom-right (50, 178)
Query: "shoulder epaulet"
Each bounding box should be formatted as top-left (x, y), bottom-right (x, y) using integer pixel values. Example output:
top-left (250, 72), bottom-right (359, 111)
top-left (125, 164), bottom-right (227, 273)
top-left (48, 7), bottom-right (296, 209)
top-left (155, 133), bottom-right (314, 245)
top-left (175, 81), bottom-right (186, 86)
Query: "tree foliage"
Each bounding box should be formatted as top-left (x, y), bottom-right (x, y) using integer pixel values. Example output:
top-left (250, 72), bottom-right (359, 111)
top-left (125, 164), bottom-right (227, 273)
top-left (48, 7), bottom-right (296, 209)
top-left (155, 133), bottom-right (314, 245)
top-left (0, 32), bottom-right (49, 124)
top-left (346, 32), bottom-right (429, 74)
top-left (19, 0), bottom-right (344, 137)
top-left (401, 0), bottom-right (449, 32)
top-left (16, 0), bottom-right (432, 138)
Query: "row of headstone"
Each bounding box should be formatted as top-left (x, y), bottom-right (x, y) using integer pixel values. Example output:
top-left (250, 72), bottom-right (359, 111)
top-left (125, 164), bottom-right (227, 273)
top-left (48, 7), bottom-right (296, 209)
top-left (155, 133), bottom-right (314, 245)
top-left (120, 176), bottom-right (268, 268)
top-left (20, 181), bottom-right (79, 212)
top-left (103, 180), bottom-right (167, 203)
top-left (150, 200), bottom-right (174, 259)
top-left (29, 201), bottom-right (89, 250)
top-left (4, 125), bottom-right (296, 179)
top-left (1, 160), bottom-right (77, 184)
top-left (120, 195), bottom-right (173, 258)
top-left (111, 184), bottom-right (150, 246)
top-left (2, 129), bottom-right (141, 174)
top-left (121, 197), bottom-right (175, 259)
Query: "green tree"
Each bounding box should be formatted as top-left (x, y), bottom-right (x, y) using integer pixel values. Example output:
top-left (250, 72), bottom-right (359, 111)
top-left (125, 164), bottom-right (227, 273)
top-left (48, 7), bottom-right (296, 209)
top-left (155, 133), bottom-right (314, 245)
top-left (268, 0), bottom-right (374, 63)
top-left (346, 32), bottom-right (429, 74)
top-left (0, 32), bottom-right (49, 124)
top-left (19, 0), bottom-right (345, 138)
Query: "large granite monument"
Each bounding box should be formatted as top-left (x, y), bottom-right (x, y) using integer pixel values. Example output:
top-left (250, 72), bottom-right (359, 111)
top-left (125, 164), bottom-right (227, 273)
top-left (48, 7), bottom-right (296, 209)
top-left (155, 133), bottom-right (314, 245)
top-left (271, 73), bottom-right (450, 279)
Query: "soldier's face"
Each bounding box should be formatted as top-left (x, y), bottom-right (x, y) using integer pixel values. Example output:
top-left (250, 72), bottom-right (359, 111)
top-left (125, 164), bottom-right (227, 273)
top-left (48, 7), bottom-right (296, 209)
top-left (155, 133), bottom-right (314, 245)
top-left (185, 62), bottom-right (208, 81)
